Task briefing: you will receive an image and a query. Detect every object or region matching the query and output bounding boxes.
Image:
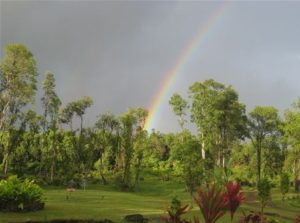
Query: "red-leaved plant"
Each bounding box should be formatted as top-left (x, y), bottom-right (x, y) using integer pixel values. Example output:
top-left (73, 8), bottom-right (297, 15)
top-left (224, 181), bottom-right (245, 222)
top-left (194, 183), bottom-right (228, 223)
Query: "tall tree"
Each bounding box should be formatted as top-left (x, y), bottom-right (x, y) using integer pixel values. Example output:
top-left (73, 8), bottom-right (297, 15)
top-left (189, 79), bottom-right (247, 168)
top-left (72, 96), bottom-right (93, 134)
top-left (59, 104), bottom-right (75, 131)
top-left (0, 44), bottom-right (38, 175)
top-left (169, 93), bottom-right (188, 130)
top-left (41, 71), bottom-right (61, 130)
top-left (119, 107), bottom-right (148, 190)
top-left (95, 112), bottom-right (120, 184)
top-left (284, 100), bottom-right (300, 192)
top-left (248, 106), bottom-right (280, 184)
top-left (41, 72), bottom-right (62, 182)
top-left (169, 130), bottom-right (203, 198)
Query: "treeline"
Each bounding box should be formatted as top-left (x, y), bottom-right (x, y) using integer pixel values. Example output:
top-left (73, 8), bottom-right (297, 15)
top-left (0, 44), bottom-right (299, 193)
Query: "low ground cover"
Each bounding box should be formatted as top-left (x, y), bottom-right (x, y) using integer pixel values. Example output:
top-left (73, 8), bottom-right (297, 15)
top-left (0, 175), bottom-right (299, 223)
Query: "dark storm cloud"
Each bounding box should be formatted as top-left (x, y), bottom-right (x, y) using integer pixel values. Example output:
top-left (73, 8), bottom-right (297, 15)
top-left (1, 1), bottom-right (300, 132)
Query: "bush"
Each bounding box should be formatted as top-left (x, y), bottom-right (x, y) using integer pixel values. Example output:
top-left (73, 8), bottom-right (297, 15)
top-left (0, 176), bottom-right (44, 212)
top-left (280, 172), bottom-right (289, 201)
top-left (257, 178), bottom-right (271, 220)
top-left (194, 183), bottom-right (228, 223)
top-left (161, 197), bottom-right (190, 223)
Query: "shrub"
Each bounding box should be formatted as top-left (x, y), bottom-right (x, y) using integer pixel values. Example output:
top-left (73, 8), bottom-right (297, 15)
top-left (224, 181), bottom-right (245, 223)
top-left (0, 176), bottom-right (44, 212)
top-left (194, 183), bottom-right (228, 223)
top-left (161, 197), bottom-right (190, 223)
top-left (257, 178), bottom-right (271, 220)
top-left (280, 172), bottom-right (289, 201)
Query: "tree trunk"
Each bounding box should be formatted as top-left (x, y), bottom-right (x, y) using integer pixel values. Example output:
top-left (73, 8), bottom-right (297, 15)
top-left (257, 141), bottom-right (262, 186)
top-left (50, 159), bottom-right (55, 183)
top-left (99, 156), bottom-right (107, 185)
top-left (201, 133), bottom-right (205, 159)
top-left (80, 116), bottom-right (83, 135)
top-left (295, 159), bottom-right (300, 192)
top-left (69, 120), bottom-right (73, 132)
top-left (133, 154), bottom-right (143, 188)
top-left (3, 155), bottom-right (9, 176)
top-left (261, 204), bottom-right (264, 223)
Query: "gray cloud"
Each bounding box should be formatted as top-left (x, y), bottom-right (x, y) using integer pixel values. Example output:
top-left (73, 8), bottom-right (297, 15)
top-left (1, 1), bottom-right (300, 132)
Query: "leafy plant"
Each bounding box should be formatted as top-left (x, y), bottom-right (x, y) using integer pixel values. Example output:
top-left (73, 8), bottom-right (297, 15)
top-left (280, 172), bottom-right (289, 201)
top-left (224, 181), bottom-right (245, 222)
top-left (0, 176), bottom-right (44, 212)
top-left (257, 178), bottom-right (271, 220)
top-left (161, 197), bottom-right (190, 223)
top-left (194, 183), bottom-right (228, 223)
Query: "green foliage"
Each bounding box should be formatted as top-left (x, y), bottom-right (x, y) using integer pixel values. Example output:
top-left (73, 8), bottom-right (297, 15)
top-left (231, 165), bottom-right (256, 186)
top-left (248, 106), bottom-right (280, 185)
top-left (0, 176), bottom-right (44, 212)
top-left (169, 93), bottom-right (188, 129)
top-left (187, 79), bottom-right (248, 172)
top-left (41, 71), bottom-right (61, 130)
top-left (284, 100), bottom-right (300, 192)
top-left (0, 41), bottom-right (297, 209)
top-left (257, 178), bottom-right (271, 217)
top-left (280, 172), bottom-right (290, 201)
top-left (169, 130), bottom-right (203, 195)
top-left (161, 197), bottom-right (190, 223)
top-left (0, 44), bottom-right (38, 176)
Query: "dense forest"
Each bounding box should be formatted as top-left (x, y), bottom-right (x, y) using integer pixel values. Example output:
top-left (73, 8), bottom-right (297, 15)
top-left (0, 43), bottom-right (299, 196)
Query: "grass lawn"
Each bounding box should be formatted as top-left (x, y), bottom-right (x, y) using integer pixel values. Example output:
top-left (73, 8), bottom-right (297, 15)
top-left (0, 175), bottom-right (299, 223)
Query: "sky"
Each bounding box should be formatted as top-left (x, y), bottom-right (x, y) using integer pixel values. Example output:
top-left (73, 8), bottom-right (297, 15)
top-left (1, 0), bottom-right (300, 132)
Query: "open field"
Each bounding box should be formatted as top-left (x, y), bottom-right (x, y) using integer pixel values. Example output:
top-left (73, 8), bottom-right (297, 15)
top-left (0, 175), bottom-right (299, 223)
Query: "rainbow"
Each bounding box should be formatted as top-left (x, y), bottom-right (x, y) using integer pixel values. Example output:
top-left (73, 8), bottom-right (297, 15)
top-left (144, 3), bottom-right (229, 132)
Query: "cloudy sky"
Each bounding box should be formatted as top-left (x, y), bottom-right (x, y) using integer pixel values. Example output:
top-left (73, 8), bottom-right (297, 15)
top-left (1, 0), bottom-right (300, 132)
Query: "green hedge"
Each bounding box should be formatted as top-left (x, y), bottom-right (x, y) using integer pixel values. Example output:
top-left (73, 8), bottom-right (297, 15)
top-left (0, 176), bottom-right (44, 212)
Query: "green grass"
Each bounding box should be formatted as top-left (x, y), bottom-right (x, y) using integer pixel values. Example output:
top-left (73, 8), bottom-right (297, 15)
top-left (0, 175), bottom-right (299, 223)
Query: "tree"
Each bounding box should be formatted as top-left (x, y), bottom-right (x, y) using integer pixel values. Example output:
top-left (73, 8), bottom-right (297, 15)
top-left (119, 107), bottom-right (148, 190)
top-left (280, 172), bottom-right (290, 201)
top-left (72, 96), bottom-right (93, 134)
top-left (262, 136), bottom-right (284, 178)
top-left (41, 71), bottom-right (61, 130)
top-left (189, 79), bottom-right (247, 168)
top-left (248, 106), bottom-right (280, 185)
top-left (94, 112), bottom-right (120, 184)
top-left (12, 110), bottom-right (44, 176)
top-left (0, 44), bottom-right (38, 175)
top-left (257, 178), bottom-right (271, 221)
top-left (169, 130), bottom-right (203, 198)
top-left (169, 93), bottom-right (188, 130)
top-left (0, 44), bottom-right (38, 130)
top-left (284, 100), bottom-right (300, 192)
top-left (40, 72), bottom-right (63, 183)
top-left (59, 104), bottom-right (75, 131)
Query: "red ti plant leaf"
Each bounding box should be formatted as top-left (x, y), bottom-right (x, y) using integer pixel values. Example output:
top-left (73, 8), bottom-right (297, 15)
top-left (194, 183), bottom-right (228, 223)
top-left (224, 181), bottom-right (245, 222)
